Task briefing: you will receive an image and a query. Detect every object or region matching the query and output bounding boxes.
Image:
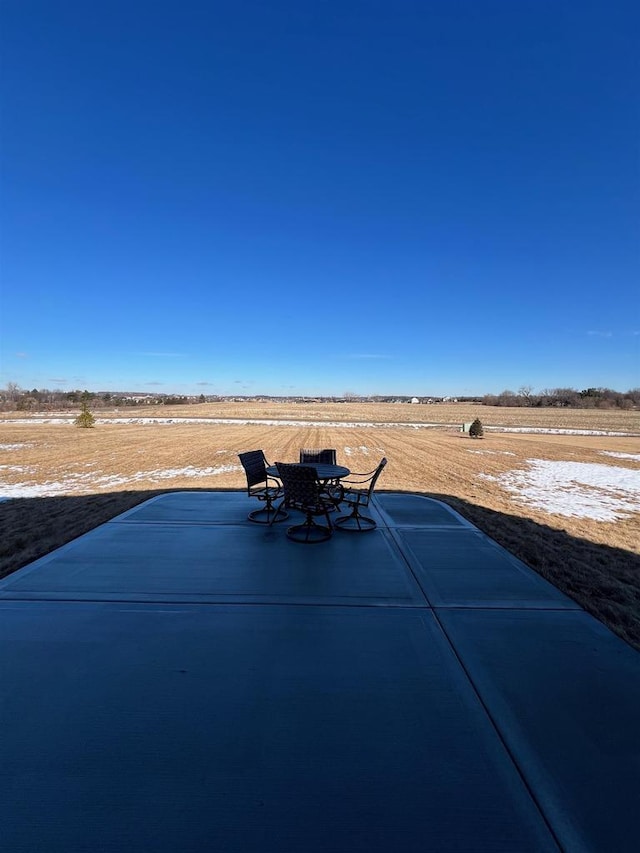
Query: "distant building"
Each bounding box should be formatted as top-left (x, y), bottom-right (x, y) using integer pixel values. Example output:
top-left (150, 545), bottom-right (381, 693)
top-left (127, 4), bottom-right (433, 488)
top-left (410, 397), bottom-right (420, 404)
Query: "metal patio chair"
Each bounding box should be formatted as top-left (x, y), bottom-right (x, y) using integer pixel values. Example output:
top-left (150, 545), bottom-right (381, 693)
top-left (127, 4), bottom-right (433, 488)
top-left (299, 449), bottom-right (340, 507)
top-left (333, 457), bottom-right (387, 532)
top-left (238, 450), bottom-right (288, 524)
top-left (299, 448), bottom-right (337, 464)
top-left (272, 462), bottom-right (335, 543)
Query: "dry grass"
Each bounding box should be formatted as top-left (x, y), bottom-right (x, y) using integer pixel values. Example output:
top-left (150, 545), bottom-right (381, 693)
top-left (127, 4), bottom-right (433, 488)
top-left (1, 403), bottom-right (639, 649)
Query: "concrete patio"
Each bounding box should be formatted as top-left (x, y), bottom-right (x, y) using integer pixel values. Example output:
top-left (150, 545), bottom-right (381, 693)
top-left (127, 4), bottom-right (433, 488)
top-left (1, 491), bottom-right (639, 851)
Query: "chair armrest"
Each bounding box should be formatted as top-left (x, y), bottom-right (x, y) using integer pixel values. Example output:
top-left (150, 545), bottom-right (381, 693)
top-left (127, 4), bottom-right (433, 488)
top-left (340, 474), bottom-right (372, 487)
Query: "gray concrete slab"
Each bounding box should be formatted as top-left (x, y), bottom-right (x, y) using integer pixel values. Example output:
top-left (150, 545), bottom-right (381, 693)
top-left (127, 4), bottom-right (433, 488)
top-left (115, 490), bottom-right (262, 524)
top-left (397, 528), bottom-right (579, 608)
top-left (0, 520), bottom-right (425, 607)
top-left (117, 489), bottom-right (391, 529)
top-left (439, 609), bottom-right (640, 852)
top-left (376, 493), bottom-right (471, 527)
top-left (0, 602), bottom-right (558, 853)
top-left (1, 490), bottom-right (638, 852)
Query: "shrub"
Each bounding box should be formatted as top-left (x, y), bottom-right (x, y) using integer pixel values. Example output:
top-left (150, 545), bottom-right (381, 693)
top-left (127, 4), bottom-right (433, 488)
top-left (469, 417), bottom-right (484, 438)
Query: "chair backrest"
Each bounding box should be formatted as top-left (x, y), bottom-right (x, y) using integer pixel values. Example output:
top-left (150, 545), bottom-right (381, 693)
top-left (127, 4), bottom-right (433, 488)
top-left (238, 450), bottom-right (268, 490)
top-left (299, 448), bottom-right (337, 464)
top-left (275, 463), bottom-right (322, 508)
top-left (365, 457), bottom-right (387, 501)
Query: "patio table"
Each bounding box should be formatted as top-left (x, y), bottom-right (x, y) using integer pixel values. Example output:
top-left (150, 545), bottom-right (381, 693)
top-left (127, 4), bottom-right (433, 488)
top-left (266, 463), bottom-right (350, 482)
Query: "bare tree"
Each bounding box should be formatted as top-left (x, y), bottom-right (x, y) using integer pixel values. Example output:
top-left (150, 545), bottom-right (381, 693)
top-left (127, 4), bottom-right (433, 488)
top-left (6, 381), bottom-right (20, 402)
top-left (518, 385), bottom-right (534, 405)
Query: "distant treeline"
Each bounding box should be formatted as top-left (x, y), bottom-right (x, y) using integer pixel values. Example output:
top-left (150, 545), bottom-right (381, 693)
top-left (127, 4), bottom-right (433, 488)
top-left (482, 387), bottom-right (639, 409)
top-left (0, 385), bottom-right (196, 411)
top-left (0, 383), bottom-right (638, 411)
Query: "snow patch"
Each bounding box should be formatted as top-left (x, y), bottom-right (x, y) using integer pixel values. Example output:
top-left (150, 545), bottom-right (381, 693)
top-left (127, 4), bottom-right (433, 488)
top-left (0, 464), bottom-right (242, 499)
top-left (466, 450), bottom-right (517, 456)
top-left (480, 459), bottom-right (640, 521)
top-left (600, 451), bottom-right (640, 462)
top-left (486, 426), bottom-right (635, 437)
top-left (0, 418), bottom-right (73, 425)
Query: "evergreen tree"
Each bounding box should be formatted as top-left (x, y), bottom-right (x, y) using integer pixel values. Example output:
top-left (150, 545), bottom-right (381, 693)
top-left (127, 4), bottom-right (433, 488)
top-left (469, 417), bottom-right (484, 438)
top-left (74, 393), bottom-right (96, 428)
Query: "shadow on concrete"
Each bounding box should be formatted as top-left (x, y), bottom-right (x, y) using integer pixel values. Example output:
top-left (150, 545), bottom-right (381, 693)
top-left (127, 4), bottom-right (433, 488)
top-left (408, 490), bottom-right (640, 651)
top-left (1, 486), bottom-right (639, 649)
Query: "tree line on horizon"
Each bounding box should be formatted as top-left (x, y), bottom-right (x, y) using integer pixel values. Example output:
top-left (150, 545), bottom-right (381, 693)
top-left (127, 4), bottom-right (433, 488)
top-left (482, 386), bottom-right (639, 410)
top-left (0, 382), bottom-right (638, 412)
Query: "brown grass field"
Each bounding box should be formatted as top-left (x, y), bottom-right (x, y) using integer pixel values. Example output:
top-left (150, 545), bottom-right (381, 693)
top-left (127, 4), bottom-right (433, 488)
top-left (1, 402), bottom-right (639, 649)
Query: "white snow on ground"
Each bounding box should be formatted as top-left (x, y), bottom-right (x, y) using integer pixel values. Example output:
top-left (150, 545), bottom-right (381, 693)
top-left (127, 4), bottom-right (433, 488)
top-left (1, 416), bottom-right (637, 436)
top-left (480, 459), bottom-right (640, 521)
top-left (600, 451), bottom-right (640, 462)
top-left (343, 446), bottom-right (372, 457)
top-left (0, 418), bottom-right (74, 425)
top-left (0, 443), bottom-right (32, 450)
top-left (0, 416), bottom-right (439, 429)
top-left (0, 464), bottom-right (242, 499)
top-left (484, 426), bottom-right (636, 437)
top-left (466, 450), bottom-right (516, 456)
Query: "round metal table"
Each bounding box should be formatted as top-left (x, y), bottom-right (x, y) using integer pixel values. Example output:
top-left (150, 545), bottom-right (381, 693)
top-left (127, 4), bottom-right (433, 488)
top-left (266, 463), bottom-right (350, 482)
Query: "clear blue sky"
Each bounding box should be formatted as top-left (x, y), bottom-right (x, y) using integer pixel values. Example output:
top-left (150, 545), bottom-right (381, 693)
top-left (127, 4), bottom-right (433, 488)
top-left (1, 0), bottom-right (638, 397)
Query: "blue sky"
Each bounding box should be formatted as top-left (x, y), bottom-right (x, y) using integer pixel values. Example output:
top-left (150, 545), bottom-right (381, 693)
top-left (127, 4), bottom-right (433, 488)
top-left (1, 0), bottom-right (638, 397)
